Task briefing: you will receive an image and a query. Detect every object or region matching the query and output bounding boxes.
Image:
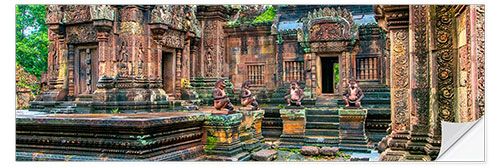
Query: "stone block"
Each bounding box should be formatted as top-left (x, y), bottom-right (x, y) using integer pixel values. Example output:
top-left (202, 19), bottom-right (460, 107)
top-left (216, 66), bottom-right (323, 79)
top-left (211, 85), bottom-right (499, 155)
top-left (300, 146), bottom-right (319, 156)
top-left (204, 113), bottom-right (242, 145)
top-left (319, 147), bottom-right (339, 156)
top-left (280, 108), bottom-right (306, 136)
top-left (252, 150), bottom-right (278, 161)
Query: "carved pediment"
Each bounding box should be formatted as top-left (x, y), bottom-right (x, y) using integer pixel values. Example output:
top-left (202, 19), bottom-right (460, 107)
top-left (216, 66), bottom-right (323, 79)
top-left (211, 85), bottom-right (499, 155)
top-left (301, 7), bottom-right (354, 42)
top-left (150, 5), bottom-right (201, 37)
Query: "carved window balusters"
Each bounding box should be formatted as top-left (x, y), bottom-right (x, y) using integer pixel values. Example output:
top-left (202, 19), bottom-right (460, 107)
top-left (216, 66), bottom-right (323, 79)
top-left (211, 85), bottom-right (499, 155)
top-left (356, 57), bottom-right (379, 80)
top-left (247, 64), bottom-right (265, 86)
top-left (284, 61), bottom-right (305, 82)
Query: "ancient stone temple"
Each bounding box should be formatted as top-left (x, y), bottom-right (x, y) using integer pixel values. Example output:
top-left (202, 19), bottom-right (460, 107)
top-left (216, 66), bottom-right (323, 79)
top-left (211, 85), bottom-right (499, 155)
top-left (16, 4), bottom-right (484, 162)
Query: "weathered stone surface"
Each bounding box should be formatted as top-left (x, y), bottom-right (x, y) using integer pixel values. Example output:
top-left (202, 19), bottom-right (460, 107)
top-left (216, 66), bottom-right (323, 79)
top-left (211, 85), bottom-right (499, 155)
top-left (319, 147), bottom-right (339, 156)
top-left (16, 111), bottom-right (209, 161)
top-left (300, 146), bottom-right (319, 156)
top-left (252, 150), bottom-right (278, 161)
top-left (280, 108), bottom-right (306, 136)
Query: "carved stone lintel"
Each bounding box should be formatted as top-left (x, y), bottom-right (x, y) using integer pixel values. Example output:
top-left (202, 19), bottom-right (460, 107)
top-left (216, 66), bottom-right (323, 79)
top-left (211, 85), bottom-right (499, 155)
top-left (150, 23), bottom-right (168, 44)
top-left (93, 20), bottom-right (113, 41)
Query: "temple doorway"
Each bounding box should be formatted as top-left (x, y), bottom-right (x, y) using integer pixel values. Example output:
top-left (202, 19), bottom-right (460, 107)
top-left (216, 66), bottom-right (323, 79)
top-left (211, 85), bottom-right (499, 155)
top-left (74, 46), bottom-right (98, 96)
top-left (162, 51), bottom-right (175, 94)
top-left (321, 57), bottom-right (339, 94)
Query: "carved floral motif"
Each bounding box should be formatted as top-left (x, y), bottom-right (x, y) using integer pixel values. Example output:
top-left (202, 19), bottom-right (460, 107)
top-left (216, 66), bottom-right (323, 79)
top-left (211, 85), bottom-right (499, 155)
top-left (90, 5), bottom-right (114, 21)
top-left (411, 5), bottom-right (430, 129)
top-left (66, 24), bottom-right (97, 44)
top-left (476, 5), bottom-right (485, 118)
top-left (61, 5), bottom-right (91, 24)
top-left (46, 5), bottom-right (62, 24)
top-left (435, 5), bottom-right (455, 123)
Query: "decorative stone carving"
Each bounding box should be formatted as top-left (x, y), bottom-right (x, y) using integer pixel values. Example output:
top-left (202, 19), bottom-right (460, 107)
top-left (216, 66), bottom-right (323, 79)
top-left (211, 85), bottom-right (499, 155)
top-left (391, 28), bottom-right (410, 132)
top-left (411, 5), bottom-right (430, 130)
top-left (475, 5), bottom-right (485, 118)
top-left (163, 29), bottom-right (184, 48)
top-left (66, 24), bottom-right (97, 44)
top-left (61, 5), bottom-right (92, 24)
top-left (90, 5), bottom-right (114, 21)
top-left (150, 5), bottom-right (189, 31)
top-left (435, 5), bottom-right (456, 123)
top-left (46, 5), bottom-right (62, 24)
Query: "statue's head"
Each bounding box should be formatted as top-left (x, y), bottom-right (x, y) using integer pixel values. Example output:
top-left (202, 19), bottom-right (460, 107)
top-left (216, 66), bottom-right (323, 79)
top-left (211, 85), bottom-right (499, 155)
top-left (348, 78), bottom-right (358, 89)
top-left (216, 78), bottom-right (226, 89)
top-left (242, 80), bottom-right (251, 89)
top-left (290, 80), bottom-right (298, 89)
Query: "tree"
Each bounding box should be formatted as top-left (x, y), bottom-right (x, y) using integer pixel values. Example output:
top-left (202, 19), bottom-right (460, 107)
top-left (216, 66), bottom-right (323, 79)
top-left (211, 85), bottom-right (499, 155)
top-left (16, 5), bottom-right (49, 78)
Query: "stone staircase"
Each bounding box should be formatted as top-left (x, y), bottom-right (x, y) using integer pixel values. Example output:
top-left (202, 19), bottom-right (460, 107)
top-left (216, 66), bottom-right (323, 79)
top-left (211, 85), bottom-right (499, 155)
top-left (359, 84), bottom-right (391, 145)
top-left (304, 108), bottom-right (340, 147)
top-left (261, 107), bottom-right (283, 139)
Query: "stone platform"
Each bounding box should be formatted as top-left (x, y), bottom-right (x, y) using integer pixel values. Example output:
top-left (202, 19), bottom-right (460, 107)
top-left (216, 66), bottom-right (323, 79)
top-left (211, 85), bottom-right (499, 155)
top-left (278, 106), bottom-right (306, 149)
top-left (339, 108), bottom-right (371, 152)
top-left (16, 111), bottom-right (209, 161)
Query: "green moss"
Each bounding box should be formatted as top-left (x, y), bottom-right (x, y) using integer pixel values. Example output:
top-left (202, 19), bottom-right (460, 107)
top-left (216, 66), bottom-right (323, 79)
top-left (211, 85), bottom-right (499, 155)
top-left (206, 136), bottom-right (217, 152)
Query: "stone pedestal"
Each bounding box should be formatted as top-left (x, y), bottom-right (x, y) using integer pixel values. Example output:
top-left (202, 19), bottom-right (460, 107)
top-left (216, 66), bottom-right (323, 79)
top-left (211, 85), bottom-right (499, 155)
top-left (203, 112), bottom-right (249, 161)
top-left (16, 111), bottom-right (209, 161)
top-left (339, 108), bottom-right (370, 152)
top-left (237, 109), bottom-right (265, 152)
top-left (279, 107), bottom-right (306, 149)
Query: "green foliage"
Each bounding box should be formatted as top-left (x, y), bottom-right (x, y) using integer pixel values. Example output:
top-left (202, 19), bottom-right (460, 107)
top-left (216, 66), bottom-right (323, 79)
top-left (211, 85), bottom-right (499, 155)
top-left (261, 103), bottom-right (268, 107)
top-left (334, 63), bottom-right (339, 83)
top-left (278, 104), bottom-right (285, 109)
top-left (277, 147), bottom-right (300, 153)
top-left (205, 136), bottom-right (217, 152)
top-left (335, 151), bottom-right (351, 159)
top-left (252, 6), bottom-right (276, 24)
top-left (112, 108), bottom-right (119, 114)
top-left (16, 5), bottom-right (49, 78)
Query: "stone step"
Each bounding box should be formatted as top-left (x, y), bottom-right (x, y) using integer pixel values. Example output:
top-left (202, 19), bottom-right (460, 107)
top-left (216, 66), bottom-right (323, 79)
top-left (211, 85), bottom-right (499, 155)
top-left (305, 109), bottom-right (339, 115)
top-left (304, 136), bottom-right (340, 145)
top-left (306, 115), bottom-right (339, 122)
top-left (339, 145), bottom-right (371, 152)
top-left (306, 122), bottom-right (339, 129)
top-left (340, 139), bottom-right (369, 145)
top-left (305, 129), bottom-right (339, 136)
top-left (340, 136), bottom-right (368, 141)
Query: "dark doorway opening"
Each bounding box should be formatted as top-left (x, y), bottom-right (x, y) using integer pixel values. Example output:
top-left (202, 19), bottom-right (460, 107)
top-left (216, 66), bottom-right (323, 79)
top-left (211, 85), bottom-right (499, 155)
top-left (321, 57), bottom-right (339, 94)
top-left (162, 51), bottom-right (175, 94)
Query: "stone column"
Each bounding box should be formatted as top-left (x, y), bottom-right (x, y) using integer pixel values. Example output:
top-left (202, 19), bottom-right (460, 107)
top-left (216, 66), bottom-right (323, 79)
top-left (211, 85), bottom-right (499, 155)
top-left (425, 5), bottom-right (457, 160)
top-left (150, 24), bottom-right (168, 80)
top-left (197, 5), bottom-right (229, 78)
top-left (406, 5), bottom-right (431, 161)
top-left (91, 5), bottom-right (115, 77)
top-left (276, 33), bottom-right (284, 86)
top-left (44, 23), bottom-right (68, 101)
top-left (473, 5), bottom-right (485, 119)
top-left (375, 5), bottom-right (411, 161)
top-left (310, 52), bottom-right (317, 98)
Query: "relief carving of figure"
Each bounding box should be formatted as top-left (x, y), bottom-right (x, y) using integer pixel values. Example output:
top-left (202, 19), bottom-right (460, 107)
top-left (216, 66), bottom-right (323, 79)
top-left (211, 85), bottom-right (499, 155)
top-left (240, 80), bottom-right (259, 110)
top-left (213, 79), bottom-right (234, 113)
top-left (284, 80), bottom-right (305, 106)
top-left (342, 78), bottom-right (364, 108)
top-left (118, 41), bottom-right (129, 76)
top-left (137, 42), bottom-right (144, 76)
